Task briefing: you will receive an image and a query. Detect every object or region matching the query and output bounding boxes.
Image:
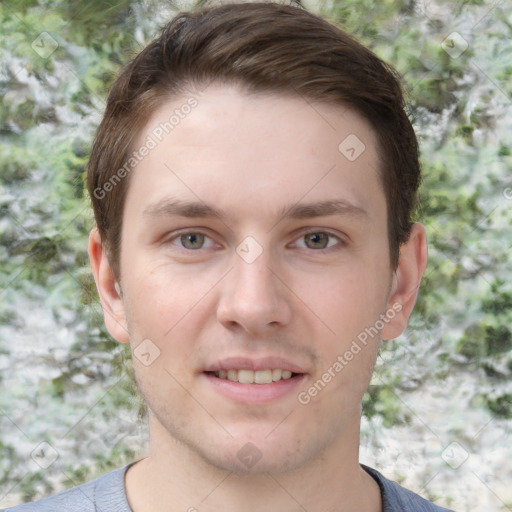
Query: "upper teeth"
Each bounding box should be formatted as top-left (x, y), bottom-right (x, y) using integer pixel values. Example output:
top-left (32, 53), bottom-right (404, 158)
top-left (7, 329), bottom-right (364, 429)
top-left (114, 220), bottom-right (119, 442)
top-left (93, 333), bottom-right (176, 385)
top-left (215, 369), bottom-right (293, 384)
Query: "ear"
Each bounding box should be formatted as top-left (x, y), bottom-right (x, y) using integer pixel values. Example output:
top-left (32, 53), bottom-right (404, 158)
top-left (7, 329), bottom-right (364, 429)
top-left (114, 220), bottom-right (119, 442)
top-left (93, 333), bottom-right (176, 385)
top-left (88, 227), bottom-right (130, 344)
top-left (381, 223), bottom-right (428, 340)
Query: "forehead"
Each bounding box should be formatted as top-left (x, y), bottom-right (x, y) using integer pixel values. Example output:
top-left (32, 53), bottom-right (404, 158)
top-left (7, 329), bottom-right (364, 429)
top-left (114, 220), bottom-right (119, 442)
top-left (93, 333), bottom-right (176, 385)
top-left (126, 83), bottom-right (384, 223)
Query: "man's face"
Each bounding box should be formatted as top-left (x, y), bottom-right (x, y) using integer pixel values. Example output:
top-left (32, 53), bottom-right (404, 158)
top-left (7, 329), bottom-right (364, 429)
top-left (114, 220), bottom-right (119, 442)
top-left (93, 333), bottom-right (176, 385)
top-left (102, 84), bottom-right (409, 474)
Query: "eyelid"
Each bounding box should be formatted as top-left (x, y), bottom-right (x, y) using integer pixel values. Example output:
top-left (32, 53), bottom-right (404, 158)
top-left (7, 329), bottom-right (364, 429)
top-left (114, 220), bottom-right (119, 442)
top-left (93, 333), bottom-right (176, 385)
top-left (290, 228), bottom-right (346, 250)
top-left (161, 228), bottom-right (346, 251)
top-left (165, 229), bottom-right (220, 250)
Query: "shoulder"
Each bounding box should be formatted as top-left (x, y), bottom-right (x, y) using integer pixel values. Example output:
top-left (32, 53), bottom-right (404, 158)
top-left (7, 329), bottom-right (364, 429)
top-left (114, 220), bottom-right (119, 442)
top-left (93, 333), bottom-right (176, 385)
top-left (362, 465), bottom-right (456, 512)
top-left (1, 464), bottom-right (132, 512)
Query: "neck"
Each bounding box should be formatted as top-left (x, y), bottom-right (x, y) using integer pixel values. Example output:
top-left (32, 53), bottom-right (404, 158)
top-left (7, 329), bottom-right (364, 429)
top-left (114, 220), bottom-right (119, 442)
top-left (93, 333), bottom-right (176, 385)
top-left (125, 413), bottom-right (382, 512)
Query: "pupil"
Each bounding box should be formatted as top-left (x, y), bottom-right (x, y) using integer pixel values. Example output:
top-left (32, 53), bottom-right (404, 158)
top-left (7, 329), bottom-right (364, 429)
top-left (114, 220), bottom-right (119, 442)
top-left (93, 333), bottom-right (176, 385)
top-left (181, 233), bottom-right (204, 249)
top-left (306, 233), bottom-right (328, 249)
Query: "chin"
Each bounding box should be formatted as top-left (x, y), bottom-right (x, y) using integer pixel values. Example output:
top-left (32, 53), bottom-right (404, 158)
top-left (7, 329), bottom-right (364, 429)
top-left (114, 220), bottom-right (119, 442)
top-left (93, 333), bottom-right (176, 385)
top-left (196, 425), bottom-right (330, 477)
top-left (204, 444), bottom-right (307, 476)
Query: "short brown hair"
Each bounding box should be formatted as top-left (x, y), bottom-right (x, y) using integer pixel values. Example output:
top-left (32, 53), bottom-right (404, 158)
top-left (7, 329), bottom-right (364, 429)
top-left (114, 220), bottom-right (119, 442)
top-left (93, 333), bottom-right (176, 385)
top-left (87, 1), bottom-right (420, 279)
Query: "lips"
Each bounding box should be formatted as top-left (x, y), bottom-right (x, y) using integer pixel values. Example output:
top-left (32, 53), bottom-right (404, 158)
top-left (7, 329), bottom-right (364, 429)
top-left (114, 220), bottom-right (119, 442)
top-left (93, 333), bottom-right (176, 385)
top-left (203, 368), bottom-right (307, 404)
top-left (203, 356), bottom-right (308, 377)
top-left (203, 355), bottom-right (308, 389)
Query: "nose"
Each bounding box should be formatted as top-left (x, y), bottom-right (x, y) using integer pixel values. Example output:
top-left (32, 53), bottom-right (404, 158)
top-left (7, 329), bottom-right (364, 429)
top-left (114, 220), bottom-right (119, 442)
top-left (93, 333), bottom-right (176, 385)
top-left (216, 249), bottom-right (293, 335)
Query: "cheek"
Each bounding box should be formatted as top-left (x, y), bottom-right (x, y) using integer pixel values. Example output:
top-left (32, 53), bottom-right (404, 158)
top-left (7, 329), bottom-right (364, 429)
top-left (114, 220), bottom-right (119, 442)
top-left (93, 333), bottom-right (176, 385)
top-left (302, 264), bottom-right (387, 378)
top-left (124, 262), bottom-right (207, 332)
top-left (303, 266), bottom-right (385, 333)
top-left (125, 285), bottom-right (207, 408)
top-left (123, 269), bottom-right (218, 374)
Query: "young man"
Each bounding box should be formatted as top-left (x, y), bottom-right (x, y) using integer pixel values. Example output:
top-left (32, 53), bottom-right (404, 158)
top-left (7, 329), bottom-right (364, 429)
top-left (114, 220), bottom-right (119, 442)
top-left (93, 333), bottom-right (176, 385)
top-left (5, 2), bottom-right (454, 511)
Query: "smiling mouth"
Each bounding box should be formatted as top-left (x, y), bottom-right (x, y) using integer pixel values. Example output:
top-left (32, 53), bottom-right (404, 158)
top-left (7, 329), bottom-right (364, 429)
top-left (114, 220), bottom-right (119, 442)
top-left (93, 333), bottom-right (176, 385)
top-left (206, 369), bottom-right (302, 384)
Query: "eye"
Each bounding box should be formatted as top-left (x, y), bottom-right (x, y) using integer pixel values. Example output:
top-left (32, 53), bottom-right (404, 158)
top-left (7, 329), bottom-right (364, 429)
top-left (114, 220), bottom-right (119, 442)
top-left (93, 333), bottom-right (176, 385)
top-left (295, 232), bottom-right (340, 250)
top-left (172, 232), bottom-right (216, 250)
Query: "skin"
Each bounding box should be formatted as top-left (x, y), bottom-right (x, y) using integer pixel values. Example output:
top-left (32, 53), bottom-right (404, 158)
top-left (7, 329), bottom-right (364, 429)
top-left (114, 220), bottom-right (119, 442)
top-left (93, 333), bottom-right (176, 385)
top-left (89, 83), bottom-right (427, 512)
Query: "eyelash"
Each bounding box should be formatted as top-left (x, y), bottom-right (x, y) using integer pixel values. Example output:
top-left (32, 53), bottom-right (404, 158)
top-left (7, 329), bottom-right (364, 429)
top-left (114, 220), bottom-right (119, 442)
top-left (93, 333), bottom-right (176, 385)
top-left (291, 230), bottom-right (343, 251)
top-left (166, 229), bottom-right (344, 253)
top-left (168, 231), bottom-right (219, 250)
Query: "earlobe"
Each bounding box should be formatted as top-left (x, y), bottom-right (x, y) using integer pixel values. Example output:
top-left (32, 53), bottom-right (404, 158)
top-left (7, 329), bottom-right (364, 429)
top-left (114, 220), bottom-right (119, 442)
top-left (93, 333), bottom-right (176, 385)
top-left (88, 227), bottom-right (130, 344)
top-left (381, 223), bottom-right (428, 340)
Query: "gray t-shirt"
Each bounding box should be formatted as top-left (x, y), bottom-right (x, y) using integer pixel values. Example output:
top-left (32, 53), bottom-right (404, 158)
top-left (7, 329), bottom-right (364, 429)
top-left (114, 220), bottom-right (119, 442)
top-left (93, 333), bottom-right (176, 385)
top-left (2, 463), bottom-right (455, 511)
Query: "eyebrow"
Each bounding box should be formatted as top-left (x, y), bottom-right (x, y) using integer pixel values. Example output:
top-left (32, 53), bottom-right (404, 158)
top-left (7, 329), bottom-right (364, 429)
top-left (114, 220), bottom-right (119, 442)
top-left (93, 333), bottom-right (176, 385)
top-left (281, 199), bottom-right (368, 220)
top-left (143, 199), bottom-right (226, 219)
top-left (142, 198), bottom-right (367, 222)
